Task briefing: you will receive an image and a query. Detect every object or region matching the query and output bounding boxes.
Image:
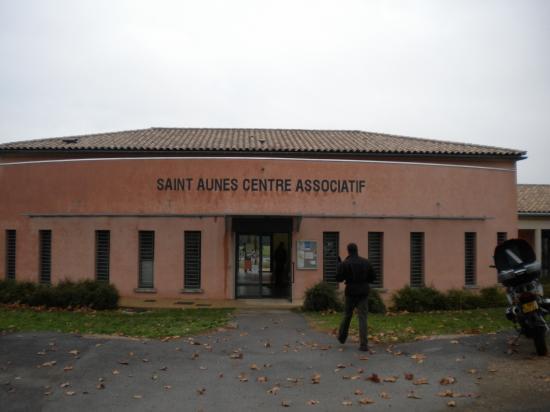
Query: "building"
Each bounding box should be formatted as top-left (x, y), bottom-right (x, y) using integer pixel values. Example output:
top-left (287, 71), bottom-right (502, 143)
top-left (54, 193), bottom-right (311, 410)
top-left (0, 128), bottom-right (524, 303)
top-left (518, 184), bottom-right (550, 278)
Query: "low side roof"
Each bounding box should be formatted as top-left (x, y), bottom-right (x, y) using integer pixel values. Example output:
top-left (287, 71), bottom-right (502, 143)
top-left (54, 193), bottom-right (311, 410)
top-left (518, 184), bottom-right (550, 215)
top-left (0, 127), bottom-right (525, 158)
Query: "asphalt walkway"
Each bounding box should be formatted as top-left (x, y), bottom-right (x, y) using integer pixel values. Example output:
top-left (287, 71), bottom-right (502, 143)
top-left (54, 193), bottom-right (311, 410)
top-left (1, 309), bottom-right (549, 411)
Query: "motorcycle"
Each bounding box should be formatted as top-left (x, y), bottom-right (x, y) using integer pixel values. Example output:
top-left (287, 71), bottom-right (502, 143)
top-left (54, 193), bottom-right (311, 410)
top-left (494, 239), bottom-right (550, 356)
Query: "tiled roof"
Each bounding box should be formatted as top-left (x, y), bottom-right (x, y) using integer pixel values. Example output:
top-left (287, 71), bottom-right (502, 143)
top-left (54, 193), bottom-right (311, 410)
top-left (518, 184), bottom-right (550, 215)
top-left (0, 128), bottom-right (525, 157)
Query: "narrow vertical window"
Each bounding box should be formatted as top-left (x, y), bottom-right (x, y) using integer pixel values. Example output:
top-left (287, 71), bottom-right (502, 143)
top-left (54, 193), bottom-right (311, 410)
top-left (465, 232), bottom-right (477, 286)
top-left (39, 230), bottom-right (52, 284)
top-left (410, 232), bottom-right (424, 287)
top-left (95, 230), bottom-right (110, 282)
top-left (497, 232), bottom-right (507, 245)
top-left (138, 231), bottom-right (154, 289)
top-left (323, 232), bottom-right (339, 285)
top-left (368, 232), bottom-right (383, 288)
top-left (184, 231), bottom-right (202, 290)
top-left (5, 230), bottom-right (16, 280)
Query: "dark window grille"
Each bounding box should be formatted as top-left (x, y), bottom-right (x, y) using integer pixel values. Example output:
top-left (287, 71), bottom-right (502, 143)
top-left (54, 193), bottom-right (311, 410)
top-left (368, 232), bottom-right (383, 288)
top-left (323, 232), bottom-right (339, 285)
top-left (497, 232), bottom-right (507, 245)
top-left (410, 232), bottom-right (424, 287)
top-left (138, 231), bottom-right (154, 289)
top-left (39, 230), bottom-right (52, 284)
top-left (95, 230), bottom-right (110, 282)
top-left (184, 231), bottom-right (201, 289)
top-left (465, 232), bottom-right (477, 286)
top-left (5, 230), bottom-right (16, 280)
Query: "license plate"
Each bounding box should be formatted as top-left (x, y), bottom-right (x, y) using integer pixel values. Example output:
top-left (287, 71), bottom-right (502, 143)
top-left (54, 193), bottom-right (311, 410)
top-left (522, 301), bottom-right (538, 313)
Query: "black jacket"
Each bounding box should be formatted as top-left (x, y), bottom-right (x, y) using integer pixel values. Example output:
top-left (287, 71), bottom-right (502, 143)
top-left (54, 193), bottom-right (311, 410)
top-left (336, 254), bottom-right (376, 296)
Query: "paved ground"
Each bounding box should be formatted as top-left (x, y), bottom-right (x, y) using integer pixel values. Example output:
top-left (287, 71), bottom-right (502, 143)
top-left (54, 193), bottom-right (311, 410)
top-left (1, 309), bottom-right (549, 412)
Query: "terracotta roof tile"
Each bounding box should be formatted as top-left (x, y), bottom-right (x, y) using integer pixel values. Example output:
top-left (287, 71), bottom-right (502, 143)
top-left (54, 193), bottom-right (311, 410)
top-left (518, 184), bottom-right (550, 215)
top-left (0, 127), bottom-right (525, 157)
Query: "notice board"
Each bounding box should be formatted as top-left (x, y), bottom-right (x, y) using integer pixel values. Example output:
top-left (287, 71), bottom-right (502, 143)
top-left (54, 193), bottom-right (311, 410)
top-left (297, 240), bottom-right (317, 270)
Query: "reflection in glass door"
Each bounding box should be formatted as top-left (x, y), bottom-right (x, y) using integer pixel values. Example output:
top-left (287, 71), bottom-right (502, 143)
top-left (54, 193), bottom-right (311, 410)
top-left (236, 234), bottom-right (272, 298)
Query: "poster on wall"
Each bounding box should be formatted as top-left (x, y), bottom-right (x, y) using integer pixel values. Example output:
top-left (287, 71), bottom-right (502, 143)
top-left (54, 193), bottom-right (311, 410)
top-left (297, 240), bottom-right (317, 270)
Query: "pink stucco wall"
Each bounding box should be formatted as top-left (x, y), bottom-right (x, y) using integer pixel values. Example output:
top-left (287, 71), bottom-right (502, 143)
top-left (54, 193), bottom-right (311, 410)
top-left (0, 156), bottom-right (518, 301)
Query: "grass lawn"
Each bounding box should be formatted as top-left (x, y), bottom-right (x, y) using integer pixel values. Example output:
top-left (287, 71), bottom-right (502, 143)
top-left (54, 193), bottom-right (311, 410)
top-left (0, 306), bottom-right (234, 339)
top-left (305, 307), bottom-right (511, 344)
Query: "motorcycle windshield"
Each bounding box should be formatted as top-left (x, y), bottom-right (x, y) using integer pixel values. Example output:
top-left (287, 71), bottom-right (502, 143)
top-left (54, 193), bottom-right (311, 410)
top-left (494, 239), bottom-right (536, 272)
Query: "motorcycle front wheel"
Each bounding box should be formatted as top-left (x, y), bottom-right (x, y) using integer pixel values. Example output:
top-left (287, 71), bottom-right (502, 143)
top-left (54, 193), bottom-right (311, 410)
top-left (533, 327), bottom-right (548, 356)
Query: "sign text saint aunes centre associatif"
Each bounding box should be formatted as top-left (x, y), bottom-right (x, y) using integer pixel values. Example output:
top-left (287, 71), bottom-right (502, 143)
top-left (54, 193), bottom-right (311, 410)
top-left (156, 177), bottom-right (366, 193)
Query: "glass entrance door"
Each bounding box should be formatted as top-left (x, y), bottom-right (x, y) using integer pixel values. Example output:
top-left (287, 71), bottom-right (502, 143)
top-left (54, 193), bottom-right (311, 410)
top-left (236, 234), bottom-right (272, 298)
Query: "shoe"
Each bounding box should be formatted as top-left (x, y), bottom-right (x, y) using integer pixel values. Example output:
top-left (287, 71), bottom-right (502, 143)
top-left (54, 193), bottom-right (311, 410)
top-left (359, 345), bottom-right (369, 351)
top-left (338, 336), bottom-right (346, 344)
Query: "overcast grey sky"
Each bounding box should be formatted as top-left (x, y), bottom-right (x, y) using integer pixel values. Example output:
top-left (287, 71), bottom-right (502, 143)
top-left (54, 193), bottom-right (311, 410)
top-left (0, 0), bottom-right (548, 183)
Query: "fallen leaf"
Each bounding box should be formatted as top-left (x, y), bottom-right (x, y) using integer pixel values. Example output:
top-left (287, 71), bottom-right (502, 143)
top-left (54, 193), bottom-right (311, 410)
top-left (358, 355), bottom-right (369, 361)
top-left (307, 400), bottom-right (319, 405)
top-left (199, 366), bottom-right (207, 370)
top-left (65, 391), bottom-right (76, 396)
top-left (342, 400), bottom-right (353, 406)
top-left (112, 370), bottom-right (120, 375)
top-left (218, 372), bottom-right (224, 378)
top-left (96, 383), bottom-right (105, 390)
top-left (438, 390), bottom-right (458, 398)
top-left (404, 373), bottom-right (414, 380)
top-left (40, 361), bottom-right (57, 368)
top-left (238, 373), bottom-right (248, 382)
top-left (450, 340), bottom-right (459, 344)
top-left (354, 389), bottom-right (364, 395)
top-left (407, 391), bottom-right (422, 399)
top-left (133, 395), bottom-right (142, 399)
top-left (336, 363), bottom-right (346, 369)
top-left (413, 378), bottom-right (429, 385)
top-left (411, 353), bottom-right (426, 363)
top-left (60, 382), bottom-right (71, 388)
top-left (468, 369), bottom-right (477, 375)
top-left (281, 400), bottom-right (291, 407)
top-left (69, 350), bottom-right (79, 356)
top-left (440, 376), bottom-right (456, 385)
top-left (196, 387), bottom-right (206, 395)
top-left (287, 377), bottom-right (299, 384)
top-left (358, 397), bottom-right (375, 405)
top-left (257, 376), bottom-right (268, 383)
top-left (366, 373), bottom-right (381, 383)
top-left (311, 373), bottom-right (321, 384)
top-left (159, 366), bottom-right (168, 371)
top-left (164, 385), bottom-right (172, 390)
top-left (37, 351), bottom-right (46, 356)
top-left (448, 400), bottom-right (457, 407)
top-left (151, 373), bottom-right (158, 380)
top-left (191, 352), bottom-right (199, 360)
top-left (249, 363), bottom-right (259, 370)
top-left (63, 366), bottom-right (73, 372)
top-left (267, 386), bottom-right (280, 395)
top-left (379, 392), bottom-right (391, 400)
top-left (383, 376), bottom-right (398, 383)
top-left (141, 358), bottom-right (149, 363)
top-left (118, 360), bottom-right (129, 365)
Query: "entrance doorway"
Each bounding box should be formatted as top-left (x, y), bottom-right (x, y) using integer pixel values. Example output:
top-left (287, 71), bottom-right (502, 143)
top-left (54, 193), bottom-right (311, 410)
top-left (236, 233), bottom-right (291, 299)
top-left (233, 217), bottom-right (292, 300)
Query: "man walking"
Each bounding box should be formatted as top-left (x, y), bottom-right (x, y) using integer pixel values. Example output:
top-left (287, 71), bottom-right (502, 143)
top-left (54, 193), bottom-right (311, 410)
top-left (336, 243), bottom-right (376, 351)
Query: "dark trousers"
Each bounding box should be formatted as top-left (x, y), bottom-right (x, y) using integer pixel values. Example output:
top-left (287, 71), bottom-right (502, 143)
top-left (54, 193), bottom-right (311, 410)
top-left (338, 294), bottom-right (369, 347)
